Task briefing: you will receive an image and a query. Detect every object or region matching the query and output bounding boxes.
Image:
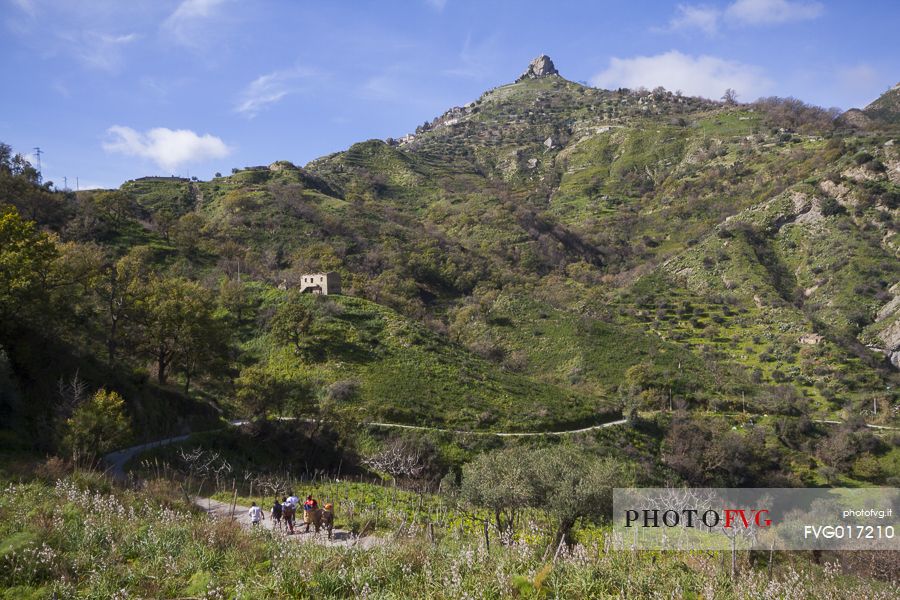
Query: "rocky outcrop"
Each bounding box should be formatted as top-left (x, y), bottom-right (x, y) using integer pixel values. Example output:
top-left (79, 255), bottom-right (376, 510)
top-left (836, 108), bottom-right (875, 131)
top-left (269, 160), bottom-right (298, 171)
top-left (517, 55), bottom-right (559, 81)
top-left (874, 284), bottom-right (900, 369)
top-left (879, 319), bottom-right (900, 369)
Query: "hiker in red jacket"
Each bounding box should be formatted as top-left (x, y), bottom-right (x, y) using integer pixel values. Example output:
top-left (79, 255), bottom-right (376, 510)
top-left (302, 495), bottom-right (318, 533)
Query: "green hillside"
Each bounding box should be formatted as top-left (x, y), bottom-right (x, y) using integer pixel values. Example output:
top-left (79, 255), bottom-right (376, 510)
top-left (1, 57), bottom-right (898, 467)
top-left (236, 291), bottom-right (618, 430)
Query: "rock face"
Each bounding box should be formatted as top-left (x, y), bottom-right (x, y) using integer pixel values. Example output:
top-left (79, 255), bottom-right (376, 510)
top-left (836, 108), bottom-right (874, 130)
top-left (518, 55), bottom-right (559, 81)
top-left (879, 318), bottom-right (900, 369)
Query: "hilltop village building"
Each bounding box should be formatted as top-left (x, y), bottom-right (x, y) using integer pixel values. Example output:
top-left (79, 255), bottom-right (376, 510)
top-left (298, 272), bottom-right (341, 295)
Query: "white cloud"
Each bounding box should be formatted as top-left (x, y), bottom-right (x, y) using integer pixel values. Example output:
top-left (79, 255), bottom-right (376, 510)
top-left (163, 0), bottom-right (229, 46)
top-left (667, 4), bottom-right (720, 35)
top-left (591, 50), bottom-right (772, 100)
top-left (103, 126), bottom-right (231, 171)
top-left (425, 0), bottom-right (447, 11)
top-left (168, 0), bottom-right (228, 21)
top-left (662, 0), bottom-right (823, 34)
top-left (65, 31), bottom-right (138, 71)
top-left (726, 0), bottom-right (823, 25)
top-left (234, 66), bottom-right (314, 117)
top-left (5, 2), bottom-right (140, 71)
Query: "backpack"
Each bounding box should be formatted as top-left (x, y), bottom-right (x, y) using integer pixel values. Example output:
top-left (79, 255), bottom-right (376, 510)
top-left (272, 502), bottom-right (282, 518)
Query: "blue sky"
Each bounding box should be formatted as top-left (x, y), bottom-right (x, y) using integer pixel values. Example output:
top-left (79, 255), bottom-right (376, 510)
top-left (2, 0), bottom-right (898, 189)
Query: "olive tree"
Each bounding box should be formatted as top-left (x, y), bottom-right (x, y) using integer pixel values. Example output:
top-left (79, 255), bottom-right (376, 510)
top-left (461, 445), bottom-right (632, 546)
top-left (461, 446), bottom-right (537, 542)
top-left (531, 447), bottom-right (632, 547)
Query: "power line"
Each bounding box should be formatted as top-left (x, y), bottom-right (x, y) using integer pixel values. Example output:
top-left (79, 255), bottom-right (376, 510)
top-left (33, 147), bottom-right (43, 183)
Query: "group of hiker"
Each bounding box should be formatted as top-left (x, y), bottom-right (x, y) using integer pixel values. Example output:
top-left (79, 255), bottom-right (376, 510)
top-left (248, 492), bottom-right (335, 539)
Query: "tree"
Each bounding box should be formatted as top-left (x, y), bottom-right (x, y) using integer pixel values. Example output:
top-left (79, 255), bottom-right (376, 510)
top-left (91, 190), bottom-right (136, 225)
top-left (532, 447), bottom-right (632, 547)
top-left (662, 412), bottom-right (785, 486)
top-left (93, 246), bottom-right (153, 363)
top-left (0, 148), bottom-right (66, 225)
top-left (752, 96), bottom-right (839, 133)
top-left (722, 88), bottom-right (738, 105)
top-left (152, 210), bottom-right (175, 241)
top-left (234, 364), bottom-right (287, 418)
top-left (362, 437), bottom-right (439, 489)
top-left (170, 212), bottom-right (204, 256)
top-left (661, 412), bottom-right (726, 484)
top-left (137, 276), bottom-right (222, 385)
top-left (817, 427), bottom-right (860, 473)
top-left (0, 205), bottom-right (59, 324)
top-left (0, 143), bottom-right (11, 172)
top-left (218, 277), bottom-right (250, 323)
top-left (624, 362), bottom-right (679, 410)
top-left (269, 291), bottom-right (313, 356)
top-left (461, 446), bottom-right (632, 546)
top-left (461, 446), bottom-right (536, 542)
top-left (49, 240), bottom-right (105, 326)
top-left (63, 388), bottom-right (132, 466)
top-left (176, 307), bottom-right (228, 394)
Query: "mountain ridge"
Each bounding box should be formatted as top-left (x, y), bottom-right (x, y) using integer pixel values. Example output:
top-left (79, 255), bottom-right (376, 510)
top-left (1, 56), bottom-right (898, 455)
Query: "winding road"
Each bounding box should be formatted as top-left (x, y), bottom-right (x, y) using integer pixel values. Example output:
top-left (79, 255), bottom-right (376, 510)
top-left (103, 417), bottom-right (627, 481)
top-left (105, 410), bottom-right (900, 481)
top-left (104, 433), bottom-right (193, 481)
top-left (360, 418), bottom-right (628, 437)
top-left (104, 413), bottom-right (898, 480)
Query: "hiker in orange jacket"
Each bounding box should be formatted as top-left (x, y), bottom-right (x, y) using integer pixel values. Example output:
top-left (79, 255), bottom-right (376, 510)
top-left (322, 503), bottom-right (335, 539)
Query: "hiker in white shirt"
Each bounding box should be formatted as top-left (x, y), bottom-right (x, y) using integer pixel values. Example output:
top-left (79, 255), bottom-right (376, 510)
top-left (248, 502), bottom-right (264, 526)
top-left (286, 492), bottom-right (299, 508)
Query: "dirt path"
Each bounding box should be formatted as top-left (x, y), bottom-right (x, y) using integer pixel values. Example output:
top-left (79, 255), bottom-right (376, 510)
top-left (812, 419), bottom-right (899, 431)
top-left (103, 418), bottom-right (627, 481)
top-left (104, 434), bottom-right (193, 481)
top-left (104, 415), bottom-right (894, 482)
top-left (360, 418), bottom-right (628, 436)
top-left (190, 182), bottom-right (204, 210)
top-left (195, 496), bottom-right (384, 549)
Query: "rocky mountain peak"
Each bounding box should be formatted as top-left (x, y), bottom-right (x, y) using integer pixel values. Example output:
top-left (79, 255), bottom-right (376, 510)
top-left (517, 55), bottom-right (559, 81)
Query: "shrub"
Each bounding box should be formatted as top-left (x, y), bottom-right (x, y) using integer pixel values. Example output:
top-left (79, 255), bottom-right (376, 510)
top-left (327, 379), bottom-right (360, 402)
top-left (820, 196), bottom-right (846, 216)
top-left (62, 389), bottom-right (132, 466)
